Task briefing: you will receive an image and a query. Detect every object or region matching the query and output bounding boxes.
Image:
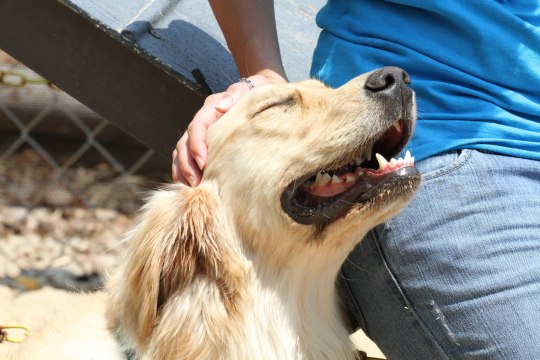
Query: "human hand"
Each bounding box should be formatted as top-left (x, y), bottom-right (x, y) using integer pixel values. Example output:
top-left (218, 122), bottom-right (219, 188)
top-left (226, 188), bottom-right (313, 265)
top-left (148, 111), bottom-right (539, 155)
top-left (172, 74), bottom-right (286, 186)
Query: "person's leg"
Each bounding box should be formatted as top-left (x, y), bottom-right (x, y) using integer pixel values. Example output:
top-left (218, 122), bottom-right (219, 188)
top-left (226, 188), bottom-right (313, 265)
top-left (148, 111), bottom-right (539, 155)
top-left (341, 149), bottom-right (540, 359)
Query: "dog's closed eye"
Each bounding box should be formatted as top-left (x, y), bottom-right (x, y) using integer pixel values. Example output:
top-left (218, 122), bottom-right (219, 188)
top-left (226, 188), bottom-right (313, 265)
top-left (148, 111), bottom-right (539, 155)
top-left (251, 90), bottom-right (302, 118)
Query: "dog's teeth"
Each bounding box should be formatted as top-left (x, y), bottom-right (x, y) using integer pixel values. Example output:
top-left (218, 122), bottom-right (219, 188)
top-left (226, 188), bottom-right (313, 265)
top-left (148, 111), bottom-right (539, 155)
top-left (322, 173), bottom-right (332, 184)
top-left (390, 158), bottom-right (398, 167)
top-left (404, 150), bottom-right (415, 165)
top-left (314, 173), bottom-right (323, 186)
top-left (362, 151), bottom-right (369, 162)
top-left (364, 144), bottom-right (373, 161)
top-left (405, 150), bottom-right (412, 161)
top-left (375, 153), bottom-right (388, 170)
top-left (366, 150), bottom-right (372, 161)
top-left (331, 175), bottom-right (343, 184)
top-left (314, 173), bottom-right (332, 186)
top-left (354, 157), bottom-right (363, 166)
top-left (393, 120), bottom-right (402, 133)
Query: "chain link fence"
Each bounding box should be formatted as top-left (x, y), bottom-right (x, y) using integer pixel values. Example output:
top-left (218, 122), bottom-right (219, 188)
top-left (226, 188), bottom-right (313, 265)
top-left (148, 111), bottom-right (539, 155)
top-left (0, 51), bottom-right (171, 291)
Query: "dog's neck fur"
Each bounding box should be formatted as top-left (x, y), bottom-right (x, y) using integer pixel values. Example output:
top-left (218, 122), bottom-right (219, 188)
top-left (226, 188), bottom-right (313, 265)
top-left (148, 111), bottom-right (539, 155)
top-left (212, 181), bottom-right (363, 359)
top-left (228, 218), bottom-right (364, 359)
top-left (250, 246), bottom-right (359, 359)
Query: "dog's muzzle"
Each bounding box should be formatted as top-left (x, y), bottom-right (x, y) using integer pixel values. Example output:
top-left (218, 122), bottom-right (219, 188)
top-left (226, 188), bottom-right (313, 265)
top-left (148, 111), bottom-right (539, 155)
top-left (281, 67), bottom-right (421, 225)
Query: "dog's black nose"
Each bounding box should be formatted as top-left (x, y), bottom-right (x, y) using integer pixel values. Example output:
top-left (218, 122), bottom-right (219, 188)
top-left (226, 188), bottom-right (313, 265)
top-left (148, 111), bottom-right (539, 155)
top-left (364, 66), bottom-right (411, 94)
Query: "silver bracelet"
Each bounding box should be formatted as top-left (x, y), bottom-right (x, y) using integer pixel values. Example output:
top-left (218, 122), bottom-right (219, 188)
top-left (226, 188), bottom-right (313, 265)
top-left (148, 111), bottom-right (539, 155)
top-left (239, 77), bottom-right (255, 90)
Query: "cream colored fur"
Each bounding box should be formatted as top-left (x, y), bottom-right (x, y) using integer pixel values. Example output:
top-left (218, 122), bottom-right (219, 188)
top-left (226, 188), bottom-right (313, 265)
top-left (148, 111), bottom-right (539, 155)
top-left (2, 71), bottom-right (417, 360)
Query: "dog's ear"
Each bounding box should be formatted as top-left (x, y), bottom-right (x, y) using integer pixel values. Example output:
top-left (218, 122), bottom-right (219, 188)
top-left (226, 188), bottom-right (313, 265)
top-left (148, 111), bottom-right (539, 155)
top-left (109, 185), bottom-right (246, 348)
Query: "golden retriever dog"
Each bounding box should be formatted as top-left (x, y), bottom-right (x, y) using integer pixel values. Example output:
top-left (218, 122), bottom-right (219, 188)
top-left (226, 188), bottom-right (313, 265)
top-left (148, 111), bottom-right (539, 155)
top-left (1, 66), bottom-right (420, 360)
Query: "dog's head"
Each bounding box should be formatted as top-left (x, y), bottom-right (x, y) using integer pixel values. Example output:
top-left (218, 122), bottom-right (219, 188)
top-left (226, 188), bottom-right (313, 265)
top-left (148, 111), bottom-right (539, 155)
top-left (204, 66), bottom-right (420, 246)
top-left (110, 67), bottom-right (421, 358)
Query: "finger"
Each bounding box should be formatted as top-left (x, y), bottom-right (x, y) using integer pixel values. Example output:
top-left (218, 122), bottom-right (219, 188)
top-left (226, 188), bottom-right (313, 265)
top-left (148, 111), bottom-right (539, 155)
top-left (186, 103), bottom-right (224, 170)
top-left (172, 92), bottom-right (229, 184)
top-left (174, 133), bottom-right (202, 186)
top-left (215, 81), bottom-right (253, 112)
top-left (171, 148), bottom-right (185, 183)
top-left (215, 95), bottom-right (234, 113)
top-left (187, 92), bottom-right (237, 170)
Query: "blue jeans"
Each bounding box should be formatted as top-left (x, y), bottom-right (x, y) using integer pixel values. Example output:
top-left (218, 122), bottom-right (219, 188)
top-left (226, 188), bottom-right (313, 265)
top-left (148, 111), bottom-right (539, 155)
top-left (341, 149), bottom-right (540, 359)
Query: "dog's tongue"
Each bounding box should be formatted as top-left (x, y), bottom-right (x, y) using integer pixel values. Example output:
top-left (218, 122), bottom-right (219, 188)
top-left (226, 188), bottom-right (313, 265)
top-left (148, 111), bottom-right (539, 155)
top-left (301, 179), bottom-right (356, 198)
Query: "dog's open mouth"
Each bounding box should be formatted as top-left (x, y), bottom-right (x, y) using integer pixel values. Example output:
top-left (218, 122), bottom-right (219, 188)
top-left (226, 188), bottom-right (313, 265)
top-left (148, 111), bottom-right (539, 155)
top-left (281, 118), bottom-right (421, 225)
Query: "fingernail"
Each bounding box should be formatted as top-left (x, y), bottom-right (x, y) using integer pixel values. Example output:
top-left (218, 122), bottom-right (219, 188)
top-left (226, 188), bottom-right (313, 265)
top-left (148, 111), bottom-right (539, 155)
top-left (195, 155), bottom-right (205, 170)
top-left (216, 96), bottom-right (233, 111)
top-left (188, 175), bottom-right (197, 187)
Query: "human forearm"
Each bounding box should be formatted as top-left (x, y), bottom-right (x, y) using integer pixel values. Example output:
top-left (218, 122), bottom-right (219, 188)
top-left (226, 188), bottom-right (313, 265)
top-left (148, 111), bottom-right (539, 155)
top-left (209, 0), bottom-right (287, 82)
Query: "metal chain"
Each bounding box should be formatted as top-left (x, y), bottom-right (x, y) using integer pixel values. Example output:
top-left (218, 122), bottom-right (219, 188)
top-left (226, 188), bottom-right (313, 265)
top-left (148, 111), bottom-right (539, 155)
top-left (0, 69), bottom-right (57, 89)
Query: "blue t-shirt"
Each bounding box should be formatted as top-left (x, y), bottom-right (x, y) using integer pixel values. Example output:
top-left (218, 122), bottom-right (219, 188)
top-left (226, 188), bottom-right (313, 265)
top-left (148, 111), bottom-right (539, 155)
top-left (310, 0), bottom-right (540, 162)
